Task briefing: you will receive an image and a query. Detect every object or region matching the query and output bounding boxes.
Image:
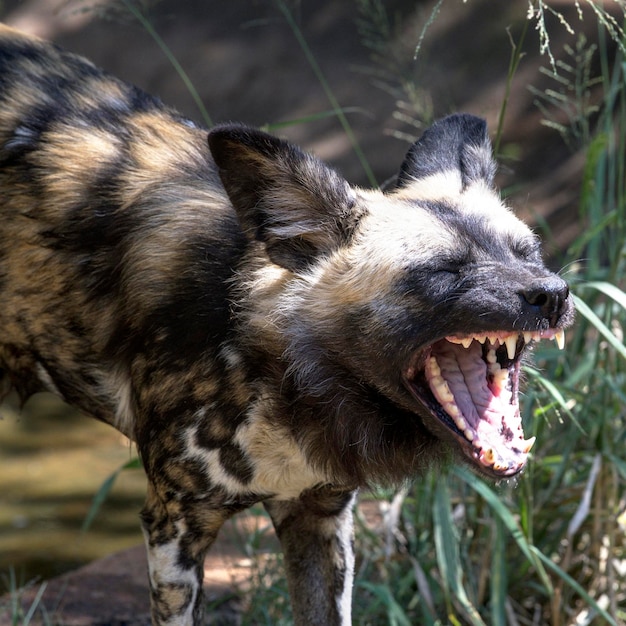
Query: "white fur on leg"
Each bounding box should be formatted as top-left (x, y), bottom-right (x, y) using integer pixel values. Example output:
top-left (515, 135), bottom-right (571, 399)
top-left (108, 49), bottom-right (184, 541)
top-left (142, 521), bottom-right (199, 626)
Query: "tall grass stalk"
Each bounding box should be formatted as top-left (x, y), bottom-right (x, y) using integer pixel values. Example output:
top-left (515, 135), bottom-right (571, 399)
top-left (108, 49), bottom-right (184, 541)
top-left (0, 571), bottom-right (50, 626)
top-left (120, 0), bottom-right (213, 127)
top-left (274, 0), bottom-right (379, 187)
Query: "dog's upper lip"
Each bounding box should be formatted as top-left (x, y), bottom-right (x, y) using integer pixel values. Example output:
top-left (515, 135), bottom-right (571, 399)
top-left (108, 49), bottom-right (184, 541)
top-left (404, 329), bottom-right (565, 477)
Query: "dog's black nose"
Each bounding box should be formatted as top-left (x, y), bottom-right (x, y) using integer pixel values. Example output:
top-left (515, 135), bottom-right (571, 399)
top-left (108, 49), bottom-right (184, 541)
top-left (521, 276), bottom-right (570, 327)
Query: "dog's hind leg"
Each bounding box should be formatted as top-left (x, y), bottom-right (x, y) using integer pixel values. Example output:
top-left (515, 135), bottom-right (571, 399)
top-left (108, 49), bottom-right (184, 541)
top-left (264, 488), bottom-right (357, 626)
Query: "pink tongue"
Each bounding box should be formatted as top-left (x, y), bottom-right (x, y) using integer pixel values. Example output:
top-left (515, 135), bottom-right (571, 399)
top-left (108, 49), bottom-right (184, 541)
top-left (434, 341), bottom-right (511, 430)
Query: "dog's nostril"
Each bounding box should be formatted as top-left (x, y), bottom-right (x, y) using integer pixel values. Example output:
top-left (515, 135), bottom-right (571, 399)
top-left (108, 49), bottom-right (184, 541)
top-left (522, 277), bottom-right (569, 325)
top-left (528, 292), bottom-right (549, 308)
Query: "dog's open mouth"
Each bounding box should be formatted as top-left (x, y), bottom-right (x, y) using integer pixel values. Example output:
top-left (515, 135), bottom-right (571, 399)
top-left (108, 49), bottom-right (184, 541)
top-left (404, 329), bottom-right (564, 478)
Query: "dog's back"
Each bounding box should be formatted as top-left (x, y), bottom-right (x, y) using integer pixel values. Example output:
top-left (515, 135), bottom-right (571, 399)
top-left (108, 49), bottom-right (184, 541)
top-left (0, 25), bottom-right (247, 436)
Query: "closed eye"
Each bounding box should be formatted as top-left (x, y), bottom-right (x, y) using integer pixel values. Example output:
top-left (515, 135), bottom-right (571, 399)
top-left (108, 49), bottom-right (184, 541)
top-left (437, 264), bottom-right (462, 276)
top-left (513, 237), bottom-right (542, 262)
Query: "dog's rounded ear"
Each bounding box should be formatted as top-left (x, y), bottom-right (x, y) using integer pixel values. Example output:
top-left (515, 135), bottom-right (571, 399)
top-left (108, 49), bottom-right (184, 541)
top-left (396, 114), bottom-right (496, 190)
top-left (208, 125), bottom-right (361, 272)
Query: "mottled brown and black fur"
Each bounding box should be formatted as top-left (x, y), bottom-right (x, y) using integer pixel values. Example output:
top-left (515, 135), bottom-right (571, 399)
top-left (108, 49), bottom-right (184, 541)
top-left (0, 24), bottom-right (573, 626)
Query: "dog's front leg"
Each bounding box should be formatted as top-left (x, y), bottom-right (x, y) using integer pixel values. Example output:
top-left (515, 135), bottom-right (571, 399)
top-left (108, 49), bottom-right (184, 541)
top-left (140, 485), bottom-right (231, 626)
top-left (265, 488), bottom-right (357, 626)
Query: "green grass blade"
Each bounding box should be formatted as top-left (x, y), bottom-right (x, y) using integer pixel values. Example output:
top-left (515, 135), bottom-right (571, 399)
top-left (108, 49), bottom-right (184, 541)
top-left (452, 467), bottom-right (553, 594)
top-left (413, 0), bottom-right (444, 59)
top-left (274, 0), bottom-right (378, 187)
top-left (22, 581), bottom-right (47, 626)
top-left (433, 478), bottom-right (485, 626)
top-left (573, 294), bottom-right (626, 360)
top-left (523, 366), bottom-right (582, 431)
top-left (577, 281), bottom-right (626, 310)
top-left (261, 107), bottom-right (371, 131)
top-left (82, 456), bottom-right (142, 532)
top-left (608, 453), bottom-right (626, 481)
top-left (531, 547), bottom-right (618, 626)
top-left (358, 582), bottom-right (413, 626)
top-left (9, 568), bottom-right (18, 626)
top-left (121, 0), bottom-right (213, 128)
top-left (490, 518), bottom-right (507, 626)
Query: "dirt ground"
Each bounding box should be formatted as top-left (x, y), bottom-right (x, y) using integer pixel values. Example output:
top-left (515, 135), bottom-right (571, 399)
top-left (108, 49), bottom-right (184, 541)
top-left (1, 502), bottom-right (384, 624)
top-left (0, 0), bottom-right (615, 623)
top-left (2, 519), bottom-right (256, 625)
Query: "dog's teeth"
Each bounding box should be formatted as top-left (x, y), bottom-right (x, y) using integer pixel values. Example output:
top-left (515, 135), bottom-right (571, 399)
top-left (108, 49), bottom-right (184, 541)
top-left (486, 348), bottom-right (497, 364)
top-left (428, 356), bottom-right (441, 377)
top-left (447, 402), bottom-right (462, 418)
top-left (454, 416), bottom-right (468, 432)
top-left (523, 331), bottom-right (533, 344)
top-left (461, 337), bottom-right (473, 349)
top-left (491, 367), bottom-right (508, 391)
top-left (483, 448), bottom-right (495, 464)
top-left (464, 429), bottom-right (475, 442)
top-left (476, 335), bottom-right (487, 344)
top-left (521, 436), bottom-right (536, 453)
top-left (554, 329), bottom-right (565, 350)
top-left (505, 335), bottom-right (517, 360)
top-left (428, 357), bottom-right (466, 423)
top-left (437, 379), bottom-right (455, 404)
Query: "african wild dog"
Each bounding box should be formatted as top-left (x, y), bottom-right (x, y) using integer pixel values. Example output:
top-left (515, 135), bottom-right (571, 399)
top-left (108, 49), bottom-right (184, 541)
top-left (0, 23), bottom-right (573, 626)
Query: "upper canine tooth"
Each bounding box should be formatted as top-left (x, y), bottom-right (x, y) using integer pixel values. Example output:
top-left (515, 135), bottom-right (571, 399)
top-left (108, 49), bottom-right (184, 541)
top-left (521, 436), bottom-right (536, 453)
top-left (554, 329), bottom-right (565, 350)
top-left (505, 335), bottom-right (517, 360)
top-left (461, 337), bottom-right (473, 349)
top-left (523, 331), bottom-right (533, 345)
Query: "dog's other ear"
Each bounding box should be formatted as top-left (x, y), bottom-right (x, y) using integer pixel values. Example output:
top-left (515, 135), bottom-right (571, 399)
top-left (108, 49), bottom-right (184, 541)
top-left (396, 113), bottom-right (496, 190)
top-left (208, 125), bottom-right (360, 272)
